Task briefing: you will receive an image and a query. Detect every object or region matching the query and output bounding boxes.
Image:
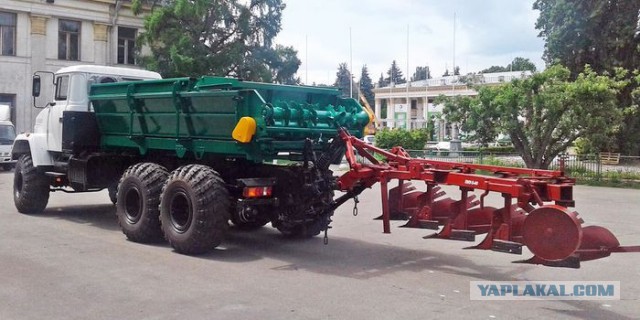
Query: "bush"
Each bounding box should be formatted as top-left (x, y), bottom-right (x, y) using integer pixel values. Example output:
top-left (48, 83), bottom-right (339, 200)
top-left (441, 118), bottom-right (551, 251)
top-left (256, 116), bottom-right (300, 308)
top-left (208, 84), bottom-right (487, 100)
top-left (375, 128), bottom-right (429, 150)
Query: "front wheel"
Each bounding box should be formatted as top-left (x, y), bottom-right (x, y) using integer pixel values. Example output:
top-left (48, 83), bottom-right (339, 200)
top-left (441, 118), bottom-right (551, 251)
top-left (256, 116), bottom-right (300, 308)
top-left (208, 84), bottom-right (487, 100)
top-left (108, 185), bottom-right (118, 205)
top-left (14, 155), bottom-right (49, 214)
top-left (160, 165), bottom-right (230, 255)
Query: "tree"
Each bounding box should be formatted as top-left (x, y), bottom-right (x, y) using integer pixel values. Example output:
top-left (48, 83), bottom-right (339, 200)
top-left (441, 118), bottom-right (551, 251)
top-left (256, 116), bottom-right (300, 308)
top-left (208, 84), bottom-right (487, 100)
top-left (481, 66), bottom-right (508, 73)
top-left (534, 0), bottom-right (640, 154)
top-left (443, 69), bottom-right (450, 77)
top-left (359, 65), bottom-right (375, 107)
top-left (377, 73), bottom-right (388, 87)
top-left (436, 94), bottom-right (499, 147)
top-left (386, 60), bottom-right (406, 84)
top-left (134, 0), bottom-right (301, 83)
top-left (454, 66), bottom-right (460, 76)
top-left (411, 66), bottom-right (432, 81)
top-left (439, 65), bottom-right (625, 169)
top-left (334, 63), bottom-right (356, 98)
top-left (481, 57), bottom-right (537, 73)
top-left (507, 57), bottom-right (537, 72)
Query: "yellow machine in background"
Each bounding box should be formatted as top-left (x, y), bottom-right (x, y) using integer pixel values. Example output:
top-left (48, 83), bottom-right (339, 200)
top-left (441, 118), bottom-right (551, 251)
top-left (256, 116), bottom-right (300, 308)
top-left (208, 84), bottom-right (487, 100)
top-left (358, 93), bottom-right (380, 136)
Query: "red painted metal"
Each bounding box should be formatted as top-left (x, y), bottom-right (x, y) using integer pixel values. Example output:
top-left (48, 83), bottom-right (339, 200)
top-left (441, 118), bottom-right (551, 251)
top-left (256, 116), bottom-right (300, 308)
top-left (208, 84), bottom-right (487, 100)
top-left (522, 206), bottom-right (583, 261)
top-left (335, 129), bottom-right (637, 267)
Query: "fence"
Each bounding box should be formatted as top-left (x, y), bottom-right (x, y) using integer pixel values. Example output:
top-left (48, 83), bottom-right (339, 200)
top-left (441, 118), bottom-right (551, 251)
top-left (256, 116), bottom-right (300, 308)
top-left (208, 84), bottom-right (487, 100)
top-left (355, 150), bottom-right (640, 184)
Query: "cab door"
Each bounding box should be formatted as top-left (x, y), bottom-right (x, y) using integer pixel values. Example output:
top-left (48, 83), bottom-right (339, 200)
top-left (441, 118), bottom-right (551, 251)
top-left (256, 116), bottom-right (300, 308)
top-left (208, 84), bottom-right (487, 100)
top-left (46, 75), bottom-right (68, 152)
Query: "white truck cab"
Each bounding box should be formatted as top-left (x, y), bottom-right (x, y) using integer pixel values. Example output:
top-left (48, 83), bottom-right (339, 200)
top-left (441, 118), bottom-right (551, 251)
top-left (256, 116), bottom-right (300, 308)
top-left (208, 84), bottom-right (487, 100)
top-left (0, 104), bottom-right (16, 170)
top-left (12, 65), bottom-right (161, 167)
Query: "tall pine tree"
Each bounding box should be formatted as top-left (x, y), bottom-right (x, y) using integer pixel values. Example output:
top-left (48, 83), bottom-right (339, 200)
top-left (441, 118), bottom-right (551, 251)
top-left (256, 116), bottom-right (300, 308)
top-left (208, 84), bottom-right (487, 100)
top-left (334, 63), bottom-right (355, 98)
top-left (377, 73), bottom-right (388, 87)
top-left (385, 60), bottom-right (406, 84)
top-left (134, 0), bottom-right (300, 83)
top-left (359, 65), bottom-right (375, 107)
top-left (411, 66), bottom-right (431, 81)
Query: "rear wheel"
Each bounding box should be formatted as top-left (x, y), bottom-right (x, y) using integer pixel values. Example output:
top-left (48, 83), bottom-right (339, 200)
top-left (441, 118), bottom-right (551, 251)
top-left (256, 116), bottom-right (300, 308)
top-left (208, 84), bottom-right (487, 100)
top-left (116, 163), bottom-right (168, 243)
top-left (160, 165), bottom-right (230, 255)
top-left (14, 155), bottom-right (49, 214)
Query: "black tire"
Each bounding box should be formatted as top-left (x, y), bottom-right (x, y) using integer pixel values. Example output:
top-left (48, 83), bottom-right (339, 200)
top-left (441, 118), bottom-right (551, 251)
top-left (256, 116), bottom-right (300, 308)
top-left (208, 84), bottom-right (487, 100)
top-left (116, 163), bottom-right (168, 243)
top-left (160, 165), bottom-right (230, 255)
top-left (13, 155), bottom-right (49, 214)
top-left (108, 185), bottom-right (118, 205)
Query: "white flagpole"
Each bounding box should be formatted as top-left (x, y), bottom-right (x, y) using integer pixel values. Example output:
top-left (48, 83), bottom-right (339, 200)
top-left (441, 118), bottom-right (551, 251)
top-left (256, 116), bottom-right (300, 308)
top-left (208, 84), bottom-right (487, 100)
top-left (349, 27), bottom-right (353, 99)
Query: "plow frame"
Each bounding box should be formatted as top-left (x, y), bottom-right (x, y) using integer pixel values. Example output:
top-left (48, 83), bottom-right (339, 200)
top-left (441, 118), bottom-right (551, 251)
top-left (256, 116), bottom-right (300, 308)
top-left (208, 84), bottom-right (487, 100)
top-left (332, 129), bottom-right (638, 267)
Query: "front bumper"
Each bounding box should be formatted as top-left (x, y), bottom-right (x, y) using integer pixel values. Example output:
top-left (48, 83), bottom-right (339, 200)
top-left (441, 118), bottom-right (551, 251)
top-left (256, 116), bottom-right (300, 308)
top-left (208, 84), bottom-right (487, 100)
top-left (1, 153), bottom-right (16, 165)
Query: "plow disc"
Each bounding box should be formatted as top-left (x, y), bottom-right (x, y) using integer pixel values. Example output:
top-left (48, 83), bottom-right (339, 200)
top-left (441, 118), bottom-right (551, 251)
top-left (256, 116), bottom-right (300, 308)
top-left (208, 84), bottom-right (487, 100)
top-left (522, 205), bottom-right (583, 261)
top-left (335, 129), bottom-right (638, 268)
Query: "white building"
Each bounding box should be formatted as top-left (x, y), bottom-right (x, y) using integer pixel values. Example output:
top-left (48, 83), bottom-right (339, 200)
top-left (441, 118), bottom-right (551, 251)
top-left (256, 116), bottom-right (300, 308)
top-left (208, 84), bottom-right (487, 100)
top-left (0, 0), bottom-right (151, 133)
top-left (373, 71), bottom-right (532, 140)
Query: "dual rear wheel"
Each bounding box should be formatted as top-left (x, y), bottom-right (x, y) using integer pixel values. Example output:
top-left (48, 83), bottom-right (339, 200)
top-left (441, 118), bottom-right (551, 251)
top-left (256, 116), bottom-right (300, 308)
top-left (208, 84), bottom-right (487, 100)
top-left (116, 163), bottom-right (230, 254)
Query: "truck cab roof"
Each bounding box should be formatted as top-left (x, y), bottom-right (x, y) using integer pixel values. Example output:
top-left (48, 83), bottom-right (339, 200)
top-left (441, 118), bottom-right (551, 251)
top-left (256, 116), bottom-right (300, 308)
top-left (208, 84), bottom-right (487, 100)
top-left (55, 65), bottom-right (162, 80)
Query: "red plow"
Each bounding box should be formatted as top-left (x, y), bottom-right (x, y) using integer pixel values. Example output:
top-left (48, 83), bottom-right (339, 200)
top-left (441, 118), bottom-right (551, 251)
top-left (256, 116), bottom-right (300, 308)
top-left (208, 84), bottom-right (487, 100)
top-left (334, 129), bottom-right (639, 268)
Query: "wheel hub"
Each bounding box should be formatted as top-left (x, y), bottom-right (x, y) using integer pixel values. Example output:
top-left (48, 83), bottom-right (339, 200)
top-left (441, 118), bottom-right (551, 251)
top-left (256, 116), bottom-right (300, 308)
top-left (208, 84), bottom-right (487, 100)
top-left (169, 190), bottom-right (192, 233)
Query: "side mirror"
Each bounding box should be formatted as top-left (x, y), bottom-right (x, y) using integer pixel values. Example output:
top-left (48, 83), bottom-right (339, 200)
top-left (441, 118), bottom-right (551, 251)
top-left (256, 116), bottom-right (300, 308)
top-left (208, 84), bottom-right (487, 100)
top-left (32, 75), bottom-right (41, 97)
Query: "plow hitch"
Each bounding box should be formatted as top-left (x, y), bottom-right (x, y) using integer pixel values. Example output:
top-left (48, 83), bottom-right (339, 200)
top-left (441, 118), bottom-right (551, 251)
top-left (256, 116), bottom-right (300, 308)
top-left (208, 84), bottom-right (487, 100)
top-left (335, 129), bottom-right (638, 268)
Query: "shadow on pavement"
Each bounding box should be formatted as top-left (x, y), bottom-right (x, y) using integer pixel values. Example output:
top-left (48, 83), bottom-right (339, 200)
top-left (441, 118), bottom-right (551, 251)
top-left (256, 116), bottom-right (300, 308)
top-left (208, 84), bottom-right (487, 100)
top-left (205, 226), bottom-right (526, 281)
top-left (40, 203), bottom-right (120, 232)
top-left (23, 205), bottom-right (634, 319)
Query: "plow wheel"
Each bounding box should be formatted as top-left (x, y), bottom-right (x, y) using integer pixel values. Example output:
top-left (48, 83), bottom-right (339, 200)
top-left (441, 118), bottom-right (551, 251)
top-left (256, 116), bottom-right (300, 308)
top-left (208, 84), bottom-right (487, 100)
top-left (522, 205), bottom-right (583, 261)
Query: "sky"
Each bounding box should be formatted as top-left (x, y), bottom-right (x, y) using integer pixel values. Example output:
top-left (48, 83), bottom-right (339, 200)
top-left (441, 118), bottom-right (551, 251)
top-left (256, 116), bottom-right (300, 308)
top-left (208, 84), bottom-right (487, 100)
top-left (275, 0), bottom-right (545, 85)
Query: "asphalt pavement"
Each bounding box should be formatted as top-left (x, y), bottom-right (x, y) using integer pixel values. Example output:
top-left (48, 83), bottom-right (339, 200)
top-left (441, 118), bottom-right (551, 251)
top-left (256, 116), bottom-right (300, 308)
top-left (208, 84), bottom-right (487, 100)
top-left (0, 169), bottom-right (639, 320)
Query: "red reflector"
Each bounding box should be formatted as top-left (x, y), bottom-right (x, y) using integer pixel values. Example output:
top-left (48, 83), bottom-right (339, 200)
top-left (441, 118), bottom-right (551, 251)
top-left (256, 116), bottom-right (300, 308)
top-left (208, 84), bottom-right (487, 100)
top-left (243, 186), bottom-right (273, 198)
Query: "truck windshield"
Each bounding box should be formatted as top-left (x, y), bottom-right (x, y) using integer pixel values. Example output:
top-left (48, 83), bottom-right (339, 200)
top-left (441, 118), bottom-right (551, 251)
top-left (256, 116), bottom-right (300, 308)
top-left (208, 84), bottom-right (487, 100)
top-left (0, 124), bottom-right (16, 144)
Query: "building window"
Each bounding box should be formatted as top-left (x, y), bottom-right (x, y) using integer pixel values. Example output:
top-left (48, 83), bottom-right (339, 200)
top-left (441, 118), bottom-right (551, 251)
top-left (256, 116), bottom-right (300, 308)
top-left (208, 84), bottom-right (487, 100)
top-left (118, 27), bottom-right (137, 65)
top-left (58, 20), bottom-right (80, 61)
top-left (0, 12), bottom-right (16, 56)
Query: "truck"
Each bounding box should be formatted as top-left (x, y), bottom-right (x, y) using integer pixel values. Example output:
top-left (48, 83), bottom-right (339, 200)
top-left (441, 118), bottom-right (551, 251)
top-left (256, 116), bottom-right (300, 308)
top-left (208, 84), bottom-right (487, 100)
top-left (12, 65), bottom-right (369, 254)
top-left (0, 104), bottom-right (17, 171)
top-left (13, 65), bottom-right (637, 266)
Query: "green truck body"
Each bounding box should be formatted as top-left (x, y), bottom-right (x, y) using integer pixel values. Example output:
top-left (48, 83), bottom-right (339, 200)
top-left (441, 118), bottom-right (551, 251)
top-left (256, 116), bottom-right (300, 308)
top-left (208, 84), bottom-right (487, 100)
top-left (14, 66), bottom-right (370, 255)
top-left (90, 77), bottom-right (369, 162)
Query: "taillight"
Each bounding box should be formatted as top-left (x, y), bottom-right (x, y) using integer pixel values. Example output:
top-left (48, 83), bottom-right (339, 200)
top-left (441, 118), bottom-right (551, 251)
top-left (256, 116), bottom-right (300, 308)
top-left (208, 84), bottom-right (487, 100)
top-left (243, 186), bottom-right (273, 198)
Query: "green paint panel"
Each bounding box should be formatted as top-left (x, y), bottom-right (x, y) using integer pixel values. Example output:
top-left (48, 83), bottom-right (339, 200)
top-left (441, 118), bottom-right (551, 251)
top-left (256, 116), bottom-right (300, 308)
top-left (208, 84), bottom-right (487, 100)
top-left (90, 76), bottom-right (369, 162)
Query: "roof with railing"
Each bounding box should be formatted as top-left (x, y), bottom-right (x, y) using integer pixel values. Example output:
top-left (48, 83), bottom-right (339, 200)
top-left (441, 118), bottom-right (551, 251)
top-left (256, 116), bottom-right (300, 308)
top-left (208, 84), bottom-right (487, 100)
top-left (377, 70), bottom-right (533, 89)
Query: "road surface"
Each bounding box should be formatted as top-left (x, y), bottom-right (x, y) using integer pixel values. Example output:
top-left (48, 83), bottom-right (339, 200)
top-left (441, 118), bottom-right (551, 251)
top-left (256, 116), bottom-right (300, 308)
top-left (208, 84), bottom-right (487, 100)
top-left (0, 170), bottom-right (639, 319)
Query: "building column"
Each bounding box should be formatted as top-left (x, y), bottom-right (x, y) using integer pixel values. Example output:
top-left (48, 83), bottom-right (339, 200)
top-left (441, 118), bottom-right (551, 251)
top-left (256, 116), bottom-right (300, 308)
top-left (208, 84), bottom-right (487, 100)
top-left (28, 15), bottom-right (48, 131)
top-left (417, 100), bottom-right (424, 129)
top-left (93, 23), bottom-right (109, 65)
top-left (374, 98), bottom-right (381, 123)
top-left (406, 98), bottom-right (410, 130)
top-left (387, 98), bottom-right (394, 128)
